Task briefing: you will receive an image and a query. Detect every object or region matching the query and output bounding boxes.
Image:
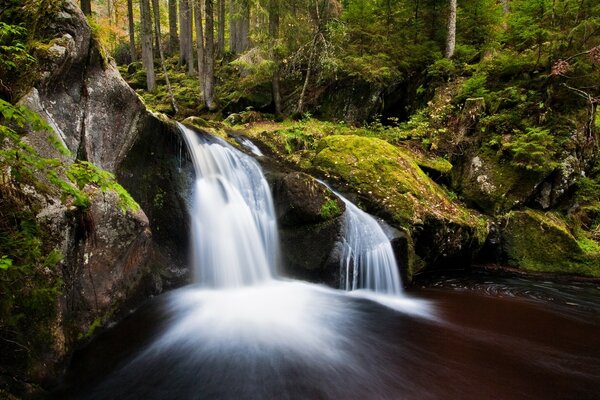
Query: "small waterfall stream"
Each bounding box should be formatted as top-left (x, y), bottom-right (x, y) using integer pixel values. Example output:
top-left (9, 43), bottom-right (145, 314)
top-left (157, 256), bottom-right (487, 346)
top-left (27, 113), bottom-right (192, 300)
top-left (180, 124), bottom-right (278, 287)
top-left (329, 189), bottom-right (403, 295)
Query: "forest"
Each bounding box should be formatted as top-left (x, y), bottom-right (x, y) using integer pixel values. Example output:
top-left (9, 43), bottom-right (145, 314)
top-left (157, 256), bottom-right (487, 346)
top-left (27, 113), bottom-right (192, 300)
top-left (1, 0), bottom-right (600, 398)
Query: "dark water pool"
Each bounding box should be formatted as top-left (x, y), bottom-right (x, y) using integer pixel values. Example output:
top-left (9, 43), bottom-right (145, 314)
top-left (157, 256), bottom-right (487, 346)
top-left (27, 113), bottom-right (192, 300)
top-left (54, 276), bottom-right (600, 400)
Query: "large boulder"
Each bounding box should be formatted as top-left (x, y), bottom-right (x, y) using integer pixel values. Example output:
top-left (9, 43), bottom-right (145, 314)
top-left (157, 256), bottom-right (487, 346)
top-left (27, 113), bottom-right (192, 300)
top-left (270, 172), bottom-right (346, 286)
top-left (313, 135), bottom-right (489, 279)
top-left (3, 1), bottom-right (188, 394)
top-left (500, 209), bottom-right (600, 276)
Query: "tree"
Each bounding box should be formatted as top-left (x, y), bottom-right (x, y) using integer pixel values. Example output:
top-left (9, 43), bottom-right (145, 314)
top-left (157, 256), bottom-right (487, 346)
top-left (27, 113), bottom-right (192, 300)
top-left (127, 0), bottom-right (136, 61)
top-left (179, 0), bottom-right (195, 74)
top-left (152, 0), bottom-right (178, 113)
top-left (217, 0), bottom-right (225, 57)
top-left (193, 0), bottom-right (205, 90)
top-left (445, 0), bottom-right (457, 58)
top-left (204, 0), bottom-right (217, 110)
top-left (140, 0), bottom-right (156, 91)
top-left (268, 0), bottom-right (282, 115)
top-left (81, 0), bottom-right (92, 15)
top-left (169, 0), bottom-right (179, 54)
top-left (230, 0), bottom-right (250, 54)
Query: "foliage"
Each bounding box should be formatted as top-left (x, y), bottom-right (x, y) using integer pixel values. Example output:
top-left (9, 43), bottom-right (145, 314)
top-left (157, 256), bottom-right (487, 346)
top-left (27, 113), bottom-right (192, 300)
top-left (66, 161), bottom-right (140, 212)
top-left (502, 127), bottom-right (559, 172)
top-left (320, 198), bottom-right (341, 219)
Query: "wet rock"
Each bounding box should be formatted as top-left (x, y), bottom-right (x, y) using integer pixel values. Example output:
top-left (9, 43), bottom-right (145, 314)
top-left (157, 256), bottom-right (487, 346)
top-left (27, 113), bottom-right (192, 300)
top-left (270, 172), bottom-right (345, 287)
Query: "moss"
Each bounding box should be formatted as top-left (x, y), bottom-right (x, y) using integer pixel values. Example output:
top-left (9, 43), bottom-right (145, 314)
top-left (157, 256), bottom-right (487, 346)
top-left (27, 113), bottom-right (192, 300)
top-left (313, 135), bottom-right (483, 228)
top-left (320, 198), bottom-right (342, 220)
top-left (501, 209), bottom-right (600, 276)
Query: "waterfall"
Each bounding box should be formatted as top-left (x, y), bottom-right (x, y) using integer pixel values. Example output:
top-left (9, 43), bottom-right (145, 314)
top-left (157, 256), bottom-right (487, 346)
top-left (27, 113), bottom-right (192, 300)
top-left (179, 123), bottom-right (279, 288)
top-left (335, 194), bottom-right (403, 295)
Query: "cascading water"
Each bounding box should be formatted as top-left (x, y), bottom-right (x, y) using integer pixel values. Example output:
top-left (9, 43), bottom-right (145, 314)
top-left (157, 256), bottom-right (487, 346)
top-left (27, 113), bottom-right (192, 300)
top-left (61, 127), bottom-right (600, 400)
top-left (339, 198), bottom-right (403, 295)
top-left (179, 123), bottom-right (278, 287)
top-left (66, 125), bottom-right (433, 400)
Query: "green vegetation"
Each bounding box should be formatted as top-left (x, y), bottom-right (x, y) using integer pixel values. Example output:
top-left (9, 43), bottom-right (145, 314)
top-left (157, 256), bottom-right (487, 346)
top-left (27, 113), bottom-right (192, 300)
top-left (502, 210), bottom-right (600, 276)
top-left (320, 198), bottom-right (341, 220)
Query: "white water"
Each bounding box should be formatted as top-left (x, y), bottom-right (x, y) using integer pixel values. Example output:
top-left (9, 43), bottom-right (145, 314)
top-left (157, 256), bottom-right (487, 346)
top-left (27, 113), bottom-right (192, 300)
top-left (179, 124), bottom-right (278, 287)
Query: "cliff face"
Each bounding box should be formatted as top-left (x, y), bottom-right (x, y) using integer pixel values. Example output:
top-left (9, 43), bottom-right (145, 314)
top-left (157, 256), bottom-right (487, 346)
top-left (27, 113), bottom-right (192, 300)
top-left (1, 2), bottom-right (189, 396)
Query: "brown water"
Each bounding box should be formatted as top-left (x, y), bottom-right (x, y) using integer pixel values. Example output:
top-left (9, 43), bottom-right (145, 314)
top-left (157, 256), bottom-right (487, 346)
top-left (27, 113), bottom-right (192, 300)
top-left (55, 276), bottom-right (600, 400)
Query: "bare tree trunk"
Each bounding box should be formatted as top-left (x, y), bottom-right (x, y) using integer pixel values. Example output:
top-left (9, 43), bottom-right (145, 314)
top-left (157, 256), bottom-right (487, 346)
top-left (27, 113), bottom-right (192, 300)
top-left (217, 0), bottom-right (225, 57)
top-left (239, 0), bottom-right (250, 52)
top-left (194, 0), bottom-right (205, 92)
top-left (81, 0), bottom-right (92, 16)
top-left (229, 0), bottom-right (239, 54)
top-left (204, 0), bottom-right (217, 110)
top-left (179, 0), bottom-right (195, 72)
top-left (444, 0), bottom-right (456, 58)
top-left (229, 0), bottom-right (250, 54)
top-left (168, 0), bottom-right (179, 54)
top-left (297, 34), bottom-right (318, 114)
top-left (268, 0), bottom-right (281, 115)
top-left (152, 0), bottom-right (178, 114)
top-left (127, 0), bottom-right (136, 61)
top-left (187, 4), bottom-right (196, 75)
top-left (140, 0), bottom-right (156, 91)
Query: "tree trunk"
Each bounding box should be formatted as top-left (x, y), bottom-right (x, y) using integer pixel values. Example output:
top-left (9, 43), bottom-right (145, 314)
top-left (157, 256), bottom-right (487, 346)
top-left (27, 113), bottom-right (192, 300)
top-left (229, 0), bottom-right (250, 54)
top-left (229, 0), bottom-right (239, 54)
top-left (81, 0), bottom-right (92, 16)
top-left (140, 0), bottom-right (156, 91)
top-left (179, 0), bottom-right (195, 73)
top-left (297, 34), bottom-right (318, 114)
top-left (168, 0), bottom-right (179, 54)
top-left (444, 0), bottom-right (456, 58)
top-left (127, 0), bottom-right (136, 61)
top-left (239, 0), bottom-right (250, 52)
top-left (217, 0), bottom-right (225, 57)
top-left (194, 0), bottom-right (205, 91)
top-left (203, 0), bottom-right (217, 110)
top-left (268, 0), bottom-right (281, 115)
top-left (152, 0), bottom-right (179, 114)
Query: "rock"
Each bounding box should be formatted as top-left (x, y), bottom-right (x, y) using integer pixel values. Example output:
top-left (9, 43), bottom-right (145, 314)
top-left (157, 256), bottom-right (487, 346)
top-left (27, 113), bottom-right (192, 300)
top-left (313, 135), bottom-right (489, 279)
top-left (500, 209), bottom-right (600, 276)
top-left (312, 80), bottom-right (383, 124)
top-left (451, 150), bottom-right (545, 214)
top-left (270, 172), bottom-right (345, 286)
top-left (5, 1), bottom-right (187, 393)
top-left (272, 171), bottom-right (345, 227)
top-left (21, 0), bottom-right (146, 172)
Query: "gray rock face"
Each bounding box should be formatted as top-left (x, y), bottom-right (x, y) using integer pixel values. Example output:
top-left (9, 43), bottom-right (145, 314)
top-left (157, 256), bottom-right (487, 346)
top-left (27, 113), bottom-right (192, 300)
top-left (9, 1), bottom-right (188, 389)
top-left (22, 0), bottom-right (145, 172)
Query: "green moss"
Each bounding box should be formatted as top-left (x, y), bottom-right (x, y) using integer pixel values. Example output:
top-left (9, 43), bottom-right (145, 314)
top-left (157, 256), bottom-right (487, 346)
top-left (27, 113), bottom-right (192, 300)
top-left (501, 209), bottom-right (600, 276)
top-left (313, 135), bottom-right (483, 228)
top-left (320, 199), bottom-right (342, 220)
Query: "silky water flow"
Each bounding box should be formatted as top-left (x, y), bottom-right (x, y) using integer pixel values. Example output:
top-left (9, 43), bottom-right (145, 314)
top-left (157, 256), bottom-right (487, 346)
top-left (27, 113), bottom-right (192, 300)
top-left (64, 125), bottom-right (600, 400)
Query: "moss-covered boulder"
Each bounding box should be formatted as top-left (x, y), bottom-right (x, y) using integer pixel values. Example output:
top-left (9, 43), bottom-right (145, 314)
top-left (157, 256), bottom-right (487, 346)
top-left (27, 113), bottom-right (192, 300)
top-left (313, 135), bottom-right (488, 277)
top-left (500, 209), bottom-right (600, 276)
top-left (451, 150), bottom-right (544, 215)
top-left (270, 172), bottom-right (346, 286)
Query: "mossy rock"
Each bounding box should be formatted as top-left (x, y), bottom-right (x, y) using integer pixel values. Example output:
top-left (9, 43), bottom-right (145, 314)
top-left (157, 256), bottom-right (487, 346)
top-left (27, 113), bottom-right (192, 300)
top-left (313, 135), bottom-right (481, 227)
top-left (313, 135), bottom-right (489, 276)
top-left (271, 172), bottom-right (345, 227)
top-left (452, 149), bottom-right (546, 215)
top-left (500, 209), bottom-right (600, 276)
